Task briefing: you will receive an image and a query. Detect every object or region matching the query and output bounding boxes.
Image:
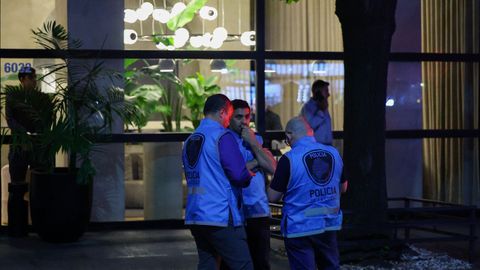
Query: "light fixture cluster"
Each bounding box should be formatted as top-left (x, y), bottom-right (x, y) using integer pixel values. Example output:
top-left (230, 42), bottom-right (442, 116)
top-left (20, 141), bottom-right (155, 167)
top-left (123, 1), bottom-right (256, 49)
top-left (124, 2), bottom-right (186, 23)
top-left (187, 26), bottom-right (228, 49)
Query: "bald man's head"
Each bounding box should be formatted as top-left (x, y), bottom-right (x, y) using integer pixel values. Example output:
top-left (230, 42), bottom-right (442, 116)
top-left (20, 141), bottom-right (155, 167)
top-left (285, 117), bottom-right (313, 145)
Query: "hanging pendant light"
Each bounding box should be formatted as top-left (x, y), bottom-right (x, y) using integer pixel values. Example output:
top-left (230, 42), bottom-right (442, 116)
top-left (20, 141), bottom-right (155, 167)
top-left (159, 59), bottom-right (176, 72)
top-left (311, 60), bottom-right (327, 75)
top-left (210, 59), bottom-right (228, 74)
top-left (265, 60), bottom-right (277, 73)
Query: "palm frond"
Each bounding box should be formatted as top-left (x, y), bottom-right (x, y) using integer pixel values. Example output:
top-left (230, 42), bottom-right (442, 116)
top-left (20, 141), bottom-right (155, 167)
top-left (11, 20), bottom-right (143, 182)
top-left (31, 21), bottom-right (81, 50)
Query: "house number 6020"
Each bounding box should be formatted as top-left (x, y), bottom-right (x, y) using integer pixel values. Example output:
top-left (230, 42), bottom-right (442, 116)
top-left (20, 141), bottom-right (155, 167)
top-left (3, 62), bottom-right (32, 73)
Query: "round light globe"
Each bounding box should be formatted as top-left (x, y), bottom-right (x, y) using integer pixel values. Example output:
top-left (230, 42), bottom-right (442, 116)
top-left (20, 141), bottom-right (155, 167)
top-left (141, 2), bottom-right (154, 15)
top-left (136, 7), bottom-right (150, 21)
top-left (240, 31), bottom-right (256, 46)
top-left (153, 9), bottom-right (171, 23)
top-left (171, 2), bottom-right (186, 17)
top-left (213, 27), bottom-right (228, 41)
top-left (175, 28), bottom-right (190, 42)
top-left (124, 9), bottom-right (138, 23)
top-left (124, 29), bottom-right (138, 45)
top-left (190, 36), bottom-right (203, 48)
top-left (199, 6), bottom-right (218, 21)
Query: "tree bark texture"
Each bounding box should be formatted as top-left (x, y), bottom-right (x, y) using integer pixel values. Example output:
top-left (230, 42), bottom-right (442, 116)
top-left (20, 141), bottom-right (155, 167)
top-left (336, 0), bottom-right (397, 232)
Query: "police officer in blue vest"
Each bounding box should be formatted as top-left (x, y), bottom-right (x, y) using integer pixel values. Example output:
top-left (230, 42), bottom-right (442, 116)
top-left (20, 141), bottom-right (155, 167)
top-left (183, 94), bottom-right (254, 270)
top-left (229, 99), bottom-right (277, 270)
top-left (268, 117), bottom-right (348, 270)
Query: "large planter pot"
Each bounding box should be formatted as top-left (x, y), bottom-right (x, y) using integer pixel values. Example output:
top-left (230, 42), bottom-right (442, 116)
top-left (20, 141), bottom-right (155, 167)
top-left (29, 168), bottom-right (92, 243)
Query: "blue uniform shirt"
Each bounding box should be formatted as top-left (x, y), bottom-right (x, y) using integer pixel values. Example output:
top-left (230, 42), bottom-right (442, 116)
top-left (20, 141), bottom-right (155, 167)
top-left (300, 98), bottom-right (333, 145)
top-left (232, 132), bottom-right (271, 219)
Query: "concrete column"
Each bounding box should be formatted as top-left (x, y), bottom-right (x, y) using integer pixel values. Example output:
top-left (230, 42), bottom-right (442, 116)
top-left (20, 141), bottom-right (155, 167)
top-left (68, 0), bottom-right (125, 221)
top-left (143, 142), bottom-right (183, 220)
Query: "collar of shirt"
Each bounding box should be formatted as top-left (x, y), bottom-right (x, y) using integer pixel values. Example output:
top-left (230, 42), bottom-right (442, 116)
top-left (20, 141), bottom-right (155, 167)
top-left (292, 136), bottom-right (316, 148)
top-left (200, 118), bottom-right (224, 129)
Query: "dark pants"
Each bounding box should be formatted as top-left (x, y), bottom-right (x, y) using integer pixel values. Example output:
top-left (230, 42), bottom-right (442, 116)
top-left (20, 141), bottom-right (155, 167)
top-left (190, 225), bottom-right (253, 270)
top-left (284, 231), bottom-right (339, 270)
top-left (8, 145), bottom-right (53, 183)
top-left (245, 217), bottom-right (271, 270)
top-left (8, 147), bottom-right (32, 183)
top-left (7, 147), bottom-right (33, 237)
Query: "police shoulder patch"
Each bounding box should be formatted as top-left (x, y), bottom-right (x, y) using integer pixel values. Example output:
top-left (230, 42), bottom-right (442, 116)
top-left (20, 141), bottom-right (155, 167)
top-left (302, 149), bottom-right (334, 186)
top-left (186, 133), bottom-right (205, 168)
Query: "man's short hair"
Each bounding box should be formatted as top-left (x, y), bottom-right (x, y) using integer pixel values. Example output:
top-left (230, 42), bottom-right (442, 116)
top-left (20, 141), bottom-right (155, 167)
top-left (231, 99), bottom-right (250, 111)
top-left (18, 67), bottom-right (36, 80)
top-left (203, 94), bottom-right (231, 115)
top-left (311, 79), bottom-right (329, 93)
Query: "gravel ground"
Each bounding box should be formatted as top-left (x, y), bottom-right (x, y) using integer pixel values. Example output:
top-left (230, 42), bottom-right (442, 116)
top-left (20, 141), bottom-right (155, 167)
top-left (341, 245), bottom-right (472, 270)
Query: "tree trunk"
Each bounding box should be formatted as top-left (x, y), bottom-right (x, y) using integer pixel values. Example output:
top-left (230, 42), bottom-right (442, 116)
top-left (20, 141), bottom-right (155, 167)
top-left (336, 0), bottom-right (397, 234)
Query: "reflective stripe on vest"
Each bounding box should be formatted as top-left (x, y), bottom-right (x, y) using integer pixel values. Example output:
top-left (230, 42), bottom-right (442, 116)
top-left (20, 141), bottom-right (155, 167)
top-left (304, 207), bottom-right (339, 217)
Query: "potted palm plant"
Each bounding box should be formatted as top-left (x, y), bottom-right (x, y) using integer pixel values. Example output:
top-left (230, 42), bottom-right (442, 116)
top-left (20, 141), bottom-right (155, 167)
top-left (2, 21), bottom-right (139, 242)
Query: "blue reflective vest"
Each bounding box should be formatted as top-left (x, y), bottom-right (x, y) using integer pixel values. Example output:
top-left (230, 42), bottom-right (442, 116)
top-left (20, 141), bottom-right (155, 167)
top-left (281, 136), bottom-right (343, 238)
top-left (182, 119), bottom-right (244, 227)
top-left (232, 133), bottom-right (270, 219)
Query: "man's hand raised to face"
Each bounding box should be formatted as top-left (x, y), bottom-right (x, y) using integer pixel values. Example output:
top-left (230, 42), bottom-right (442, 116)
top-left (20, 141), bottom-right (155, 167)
top-left (241, 126), bottom-right (258, 146)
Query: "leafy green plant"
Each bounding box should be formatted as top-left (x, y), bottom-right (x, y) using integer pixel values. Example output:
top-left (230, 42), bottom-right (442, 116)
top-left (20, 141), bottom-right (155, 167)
top-left (1, 21), bottom-right (139, 184)
top-left (124, 59), bottom-right (183, 132)
top-left (166, 0), bottom-right (208, 31)
top-left (123, 58), bottom-right (222, 131)
top-left (180, 72), bottom-right (220, 129)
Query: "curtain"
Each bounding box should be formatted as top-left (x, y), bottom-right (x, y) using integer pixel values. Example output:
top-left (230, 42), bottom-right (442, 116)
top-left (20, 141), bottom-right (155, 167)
top-left (422, 0), bottom-right (479, 205)
top-left (265, 0), bottom-right (344, 130)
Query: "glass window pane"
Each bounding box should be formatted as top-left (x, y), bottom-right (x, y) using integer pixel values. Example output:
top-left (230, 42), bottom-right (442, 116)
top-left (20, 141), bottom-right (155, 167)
top-left (1, 1), bottom-right (255, 51)
top-left (386, 138), bottom-right (479, 206)
top-left (266, 60), bottom-right (478, 132)
top-left (124, 0), bottom-right (254, 51)
top-left (387, 62), bottom-right (479, 130)
top-left (392, 0), bottom-right (479, 53)
top-left (265, 0), bottom-right (480, 54)
top-left (0, 0), bottom-right (66, 49)
top-left (265, 0), bottom-right (343, 52)
top-left (123, 58), bottom-right (253, 132)
top-left (386, 139), bottom-right (423, 201)
top-left (0, 57), bottom-right (255, 133)
top-left (263, 60), bottom-right (344, 131)
top-left (125, 142), bottom-right (185, 221)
